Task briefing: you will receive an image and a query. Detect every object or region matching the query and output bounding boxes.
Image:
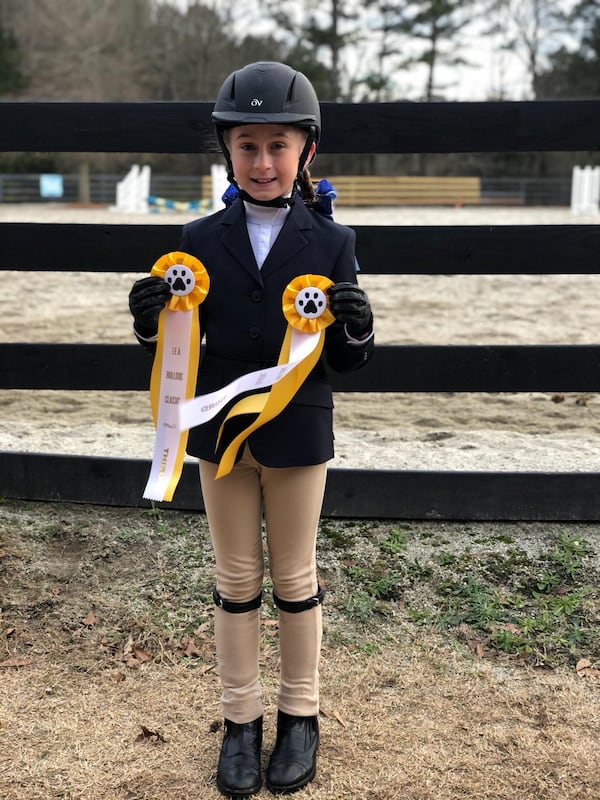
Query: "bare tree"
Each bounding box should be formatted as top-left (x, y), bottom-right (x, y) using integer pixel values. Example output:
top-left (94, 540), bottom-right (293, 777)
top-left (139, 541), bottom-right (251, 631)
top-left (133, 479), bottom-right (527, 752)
top-left (401, 1), bottom-right (477, 101)
top-left (483, 0), bottom-right (571, 97)
top-left (359, 1), bottom-right (479, 101)
top-left (0, 20), bottom-right (24, 95)
top-left (359, 1), bottom-right (405, 101)
top-left (257, 0), bottom-right (364, 99)
top-left (144, 2), bottom-right (234, 100)
top-left (6, 0), bottom-right (153, 100)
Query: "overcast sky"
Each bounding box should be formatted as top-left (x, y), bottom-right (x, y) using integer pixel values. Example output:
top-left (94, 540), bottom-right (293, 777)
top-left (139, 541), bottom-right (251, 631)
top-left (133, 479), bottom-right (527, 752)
top-left (158, 0), bottom-right (581, 102)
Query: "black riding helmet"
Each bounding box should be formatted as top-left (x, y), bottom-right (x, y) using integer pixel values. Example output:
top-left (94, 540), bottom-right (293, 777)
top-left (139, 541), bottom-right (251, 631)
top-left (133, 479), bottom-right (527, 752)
top-left (212, 61), bottom-right (321, 206)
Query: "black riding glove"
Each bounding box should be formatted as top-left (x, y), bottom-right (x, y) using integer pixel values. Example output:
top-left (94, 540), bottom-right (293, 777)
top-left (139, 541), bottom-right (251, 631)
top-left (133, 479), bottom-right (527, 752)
top-left (328, 282), bottom-right (373, 337)
top-left (128, 276), bottom-right (172, 339)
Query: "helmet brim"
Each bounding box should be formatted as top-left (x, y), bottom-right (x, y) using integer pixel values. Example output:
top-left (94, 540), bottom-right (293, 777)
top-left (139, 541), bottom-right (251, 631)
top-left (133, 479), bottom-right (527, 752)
top-left (213, 111), bottom-right (319, 133)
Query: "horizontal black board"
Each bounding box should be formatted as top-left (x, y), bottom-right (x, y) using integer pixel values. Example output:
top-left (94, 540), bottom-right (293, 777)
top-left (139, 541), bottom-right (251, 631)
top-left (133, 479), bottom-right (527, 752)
top-left (3, 343), bottom-right (600, 393)
top-left (2, 223), bottom-right (600, 275)
top-left (0, 102), bottom-right (218, 154)
top-left (1, 100), bottom-right (600, 153)
top-left (338, 99), bottom-right (600, 154)
top-left (1, 451), bottom-right (599, 520)
top-left (0, 223), bottom-right (184, 272)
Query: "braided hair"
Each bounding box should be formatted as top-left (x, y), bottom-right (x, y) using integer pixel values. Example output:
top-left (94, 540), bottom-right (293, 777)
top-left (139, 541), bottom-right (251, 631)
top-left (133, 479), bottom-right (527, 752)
top-left (297, 167), bottom-right (316, 207)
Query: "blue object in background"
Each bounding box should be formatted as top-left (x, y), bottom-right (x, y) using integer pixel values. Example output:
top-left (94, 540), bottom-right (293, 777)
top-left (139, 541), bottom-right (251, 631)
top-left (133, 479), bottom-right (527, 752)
top-left (40, 174), bottom-right (64, 199)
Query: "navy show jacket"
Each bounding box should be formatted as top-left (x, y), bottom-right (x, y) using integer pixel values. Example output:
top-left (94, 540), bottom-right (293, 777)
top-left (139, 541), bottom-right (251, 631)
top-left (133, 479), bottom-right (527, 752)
top-left (179, 196), bottom-right (373, 467)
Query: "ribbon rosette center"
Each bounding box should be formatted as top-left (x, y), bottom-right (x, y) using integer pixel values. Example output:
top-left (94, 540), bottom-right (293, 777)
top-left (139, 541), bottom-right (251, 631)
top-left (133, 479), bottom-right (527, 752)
top-left (165, 264), bottom-right (195, 296)
top-left (283, 274), bottom-right (334, 333)
top-left (151, 251), bottom-right (209, 312)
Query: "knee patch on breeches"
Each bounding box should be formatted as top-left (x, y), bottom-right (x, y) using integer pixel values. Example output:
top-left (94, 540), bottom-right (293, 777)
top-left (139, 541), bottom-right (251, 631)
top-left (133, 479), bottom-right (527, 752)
top-left (212, 586), bottom-right (263, 613)
top-left (272, 584), bottom-right (325, 613)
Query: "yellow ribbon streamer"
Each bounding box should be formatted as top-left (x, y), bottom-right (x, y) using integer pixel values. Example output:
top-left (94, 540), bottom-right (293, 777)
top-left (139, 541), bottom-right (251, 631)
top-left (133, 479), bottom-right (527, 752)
top-left (214, 274), bottom-right (334, 478)
top-left (143, 251), bottom-right (209, 502)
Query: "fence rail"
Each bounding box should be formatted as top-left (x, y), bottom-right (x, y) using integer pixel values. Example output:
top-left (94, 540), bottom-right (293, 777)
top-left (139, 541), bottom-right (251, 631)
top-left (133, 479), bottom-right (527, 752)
top-left (2, 99), bottom-right (600, 520)
top-left (3, 222), bottom-right (600, 274)
top-left (2, 343), bottom-right (600, 394)
top-left (1, 100), bottom-right (600, 153)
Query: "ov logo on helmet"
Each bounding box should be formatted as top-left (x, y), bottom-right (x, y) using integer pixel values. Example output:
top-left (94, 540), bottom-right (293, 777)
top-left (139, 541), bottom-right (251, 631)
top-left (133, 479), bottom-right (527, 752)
top-left (251, 98), bottom-right (263, 107)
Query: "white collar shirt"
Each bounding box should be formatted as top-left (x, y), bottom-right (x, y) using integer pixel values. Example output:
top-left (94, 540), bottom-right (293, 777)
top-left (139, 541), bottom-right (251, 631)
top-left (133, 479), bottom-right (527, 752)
top-left (244, 202), bottom-right (290, 269)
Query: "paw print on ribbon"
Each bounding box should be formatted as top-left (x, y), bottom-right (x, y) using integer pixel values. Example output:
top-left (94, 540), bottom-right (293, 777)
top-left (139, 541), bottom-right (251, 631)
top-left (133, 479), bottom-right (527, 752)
top-left (164, 265), bottom-right (195, 296)
top-left (295, 287), bottom-right (328, 319)
top-left (282, 274), bottom-right (335, 333)
top-left (150, 251), bottom-right (210, 312)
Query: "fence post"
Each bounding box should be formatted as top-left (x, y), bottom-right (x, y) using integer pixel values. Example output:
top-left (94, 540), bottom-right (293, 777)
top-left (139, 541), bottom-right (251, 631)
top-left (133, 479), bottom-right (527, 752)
top-left (78, 162), bottom-right (90, 204)
top-left (591, 165), bottom-right (600, 214)
top-left (113, 164), bottom-right (151, 213)
top-left (571, 164), bottom-right (600, 215)
top-left (571, 166), bottom-right (581, 214)
top-left (112, 164), bottom-right (152, 214)
top-left (211, 163), bottom-right (228, 211)
top-left (138, 165), bottom-right (151, 213)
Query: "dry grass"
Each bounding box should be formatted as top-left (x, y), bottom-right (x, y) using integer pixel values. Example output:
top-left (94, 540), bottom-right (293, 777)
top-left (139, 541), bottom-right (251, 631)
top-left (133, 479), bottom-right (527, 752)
top-left (1, 499), bottom-right (599, 800)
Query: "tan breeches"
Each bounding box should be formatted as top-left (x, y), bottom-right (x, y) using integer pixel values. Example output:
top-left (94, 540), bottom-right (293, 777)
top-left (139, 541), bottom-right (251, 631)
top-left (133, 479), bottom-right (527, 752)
top-left (199, 445), bottom-right (327, 723)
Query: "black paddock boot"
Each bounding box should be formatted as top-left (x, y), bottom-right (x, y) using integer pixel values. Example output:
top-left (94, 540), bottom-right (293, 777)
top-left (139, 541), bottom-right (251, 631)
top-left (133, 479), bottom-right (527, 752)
top-left (266, 710), bottom-right (319, 794)
top-left (216, 716), bottom-right (263, 798)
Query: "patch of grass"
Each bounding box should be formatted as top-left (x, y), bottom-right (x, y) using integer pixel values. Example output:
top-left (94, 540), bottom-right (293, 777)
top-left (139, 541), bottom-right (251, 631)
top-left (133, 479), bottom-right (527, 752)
top-left (353, 640), bottom-right (380, 655)
top-left (406, 607), bottom-right (434, 625)
top-left (379, 527), bottom-right (408, 555)
top-left (420, 532), bottom-right (451, 546)
top-left (430, 532), bottom-right (598, 666)
top-left (319, 520), bottom-right (357, 550)
top-left (318, 520), bottom-right (599, 669)
top-left (342, 589), bottom-right (377, 623)
top-left (549, 530), bottom-right (592, 580)
top-left (437, 573), bottom-right (504, 627)
top-left (405, 558), bottom-right (433, 580)
top-left (345, 560), bottom-right (403, 602)
top-left (435, 549), bottom-right (458, 567)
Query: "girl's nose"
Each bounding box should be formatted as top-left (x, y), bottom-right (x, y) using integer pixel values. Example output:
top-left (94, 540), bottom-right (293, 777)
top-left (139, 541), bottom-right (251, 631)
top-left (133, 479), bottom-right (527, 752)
top-left (254, 147), bottom-right (272, 169)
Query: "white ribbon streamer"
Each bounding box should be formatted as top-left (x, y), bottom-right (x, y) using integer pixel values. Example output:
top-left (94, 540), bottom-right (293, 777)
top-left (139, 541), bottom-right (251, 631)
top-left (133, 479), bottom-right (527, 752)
top-left (143, 308), bottom-right (195, 501)
top-left (178, 328), bottom-right (318, 432)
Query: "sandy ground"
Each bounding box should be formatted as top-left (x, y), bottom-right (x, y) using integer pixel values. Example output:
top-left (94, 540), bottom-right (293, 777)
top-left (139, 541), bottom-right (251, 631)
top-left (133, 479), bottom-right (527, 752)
top-left (2, 202), bottom-right (600, 472)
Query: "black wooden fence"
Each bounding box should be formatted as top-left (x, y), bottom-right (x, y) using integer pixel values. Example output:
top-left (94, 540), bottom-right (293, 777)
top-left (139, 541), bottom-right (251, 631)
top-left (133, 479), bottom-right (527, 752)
top-left (2, 100), bottom-right (600, 520)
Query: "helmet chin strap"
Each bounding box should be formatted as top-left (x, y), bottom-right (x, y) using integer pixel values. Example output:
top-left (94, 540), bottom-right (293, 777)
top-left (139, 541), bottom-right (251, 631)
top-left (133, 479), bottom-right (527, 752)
top-left (237, 187), bottom-right (296, 208)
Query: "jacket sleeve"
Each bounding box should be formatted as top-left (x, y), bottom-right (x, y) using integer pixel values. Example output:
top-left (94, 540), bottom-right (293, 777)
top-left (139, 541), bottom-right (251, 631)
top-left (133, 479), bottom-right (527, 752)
top-left (323, 228), bottom-right (375, 372)
top-left (324, 317), bottom-right (374, 372)
top-left (134, 329), bottom-right (158, 354)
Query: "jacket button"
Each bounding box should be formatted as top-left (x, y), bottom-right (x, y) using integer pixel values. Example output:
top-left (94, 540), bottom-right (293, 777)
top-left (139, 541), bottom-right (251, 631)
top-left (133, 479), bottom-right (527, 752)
top-left (250, 289), bottom-right (262, 302)
top-left (248, 327), bottom-right (261, 339)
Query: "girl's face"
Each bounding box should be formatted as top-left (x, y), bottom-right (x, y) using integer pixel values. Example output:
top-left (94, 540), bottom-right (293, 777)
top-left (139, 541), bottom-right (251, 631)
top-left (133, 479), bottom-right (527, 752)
top-left (227, 124), bottom-right (315, 202)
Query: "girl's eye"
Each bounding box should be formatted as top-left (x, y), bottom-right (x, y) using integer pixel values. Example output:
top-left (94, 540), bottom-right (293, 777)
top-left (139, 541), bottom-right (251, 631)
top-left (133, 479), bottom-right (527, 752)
top-left (235, 140), bottom-right (288, 152)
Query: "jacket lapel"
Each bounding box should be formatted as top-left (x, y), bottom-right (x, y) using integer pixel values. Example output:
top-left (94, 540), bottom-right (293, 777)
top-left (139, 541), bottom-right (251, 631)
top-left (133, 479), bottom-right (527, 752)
top-left (219, 199), bottom-right (263, 286)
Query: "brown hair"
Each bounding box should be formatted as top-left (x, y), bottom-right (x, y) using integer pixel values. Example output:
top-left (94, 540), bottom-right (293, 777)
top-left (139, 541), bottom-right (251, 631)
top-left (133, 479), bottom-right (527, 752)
top-left (297, 167), bottom-right (316, 206)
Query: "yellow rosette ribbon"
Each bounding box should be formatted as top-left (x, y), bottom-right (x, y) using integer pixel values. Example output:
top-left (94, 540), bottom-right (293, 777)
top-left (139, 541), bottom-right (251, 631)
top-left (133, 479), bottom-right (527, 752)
top-left (143, 251), bottom-right (209, 502)
top-left (178, 274), bottom-right (334, 479)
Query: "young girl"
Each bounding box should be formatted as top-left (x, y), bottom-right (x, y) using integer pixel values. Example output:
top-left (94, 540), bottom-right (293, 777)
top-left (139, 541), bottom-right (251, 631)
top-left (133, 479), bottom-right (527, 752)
top-left (129, 61), bottom-right (374, 797)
